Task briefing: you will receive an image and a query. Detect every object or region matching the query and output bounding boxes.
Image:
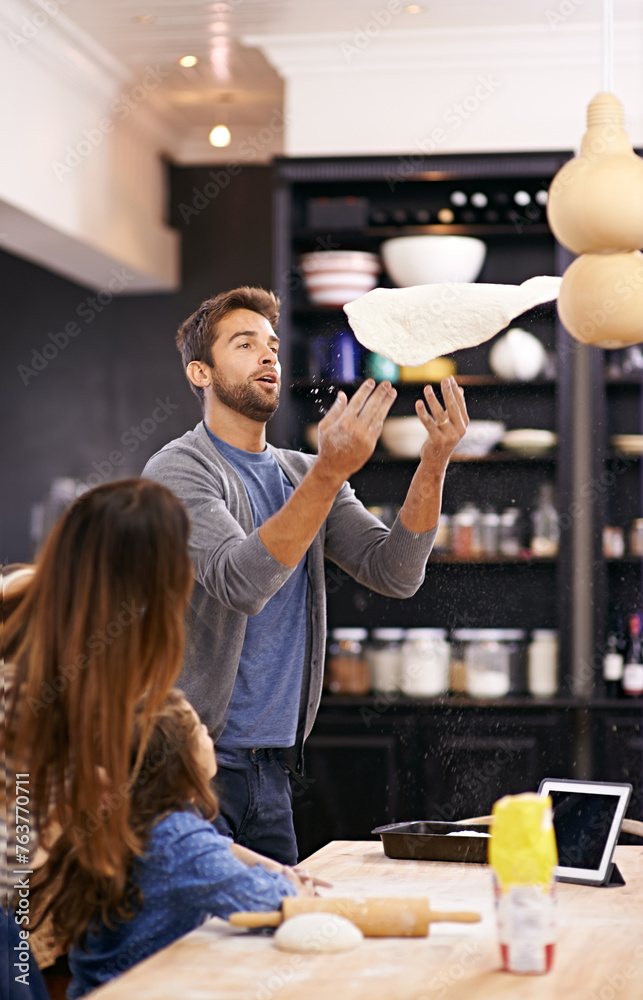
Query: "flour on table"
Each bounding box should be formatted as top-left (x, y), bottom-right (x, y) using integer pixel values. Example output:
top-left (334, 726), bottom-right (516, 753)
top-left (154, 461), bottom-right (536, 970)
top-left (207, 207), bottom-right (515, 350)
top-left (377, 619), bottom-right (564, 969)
top-left (343, 276), bottom-right (562, 366)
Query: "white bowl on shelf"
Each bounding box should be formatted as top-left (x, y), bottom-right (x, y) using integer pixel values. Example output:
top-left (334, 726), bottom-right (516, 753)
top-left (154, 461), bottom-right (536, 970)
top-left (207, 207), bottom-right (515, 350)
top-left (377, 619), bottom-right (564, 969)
top-left (380, 235), bottom-right (486, 287)
top-left (453, 420), bottom-right (506, 458)
top-left (501, 429), bottom-right (557, 456)
top-left (380, 416), bottom-right (427, 459)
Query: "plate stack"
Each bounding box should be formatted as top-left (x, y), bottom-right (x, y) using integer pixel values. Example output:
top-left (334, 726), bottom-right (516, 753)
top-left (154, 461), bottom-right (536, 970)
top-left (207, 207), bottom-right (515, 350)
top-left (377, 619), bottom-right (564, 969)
top-left (299, 250), bottom-right (381, 307)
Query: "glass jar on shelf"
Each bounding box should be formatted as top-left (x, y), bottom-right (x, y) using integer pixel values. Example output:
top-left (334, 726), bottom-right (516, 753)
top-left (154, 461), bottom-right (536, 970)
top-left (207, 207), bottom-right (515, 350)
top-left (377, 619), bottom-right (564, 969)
top-left (527, 630), bottom-right (559, 697)
top-left (400, 628), bottom-right (450, 696)
top-left (325, 628), bottom-right (370, 694)
top-left (629, 519), bottom-right (643, 557)
top-left (499, 508), bottom-right (523, 557)
top-left (451, 503), bottom-right (482, 558)
top-left (530, 484), bottom-right (559, 557)
top-left (481, 508), bottom-right (500, 557)
top-left (365, 628), bottom-right (405, 693)
top-left (456, 628), bottom-right (526, 699)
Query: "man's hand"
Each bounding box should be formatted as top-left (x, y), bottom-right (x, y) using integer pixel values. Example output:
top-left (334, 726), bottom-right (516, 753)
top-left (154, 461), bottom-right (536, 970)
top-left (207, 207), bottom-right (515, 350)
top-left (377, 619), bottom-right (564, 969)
top-left (399, 376), bottom-right (469, 534)
top-left (316, 379), bottom-right (397, 487)
top-left (415, 375), bottom-right (469, 472)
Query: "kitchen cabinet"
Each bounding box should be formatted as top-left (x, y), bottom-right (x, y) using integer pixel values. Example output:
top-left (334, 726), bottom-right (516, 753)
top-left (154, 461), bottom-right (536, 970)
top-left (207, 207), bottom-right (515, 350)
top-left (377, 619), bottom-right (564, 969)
top-left (292, 697), bottom-right (575, 860)
top-left (591, 702), bottom-right (643, 828)
top-left (272, 154), bottom-right (643, 859)
top-left (272, 152), bottom-right (576, 674)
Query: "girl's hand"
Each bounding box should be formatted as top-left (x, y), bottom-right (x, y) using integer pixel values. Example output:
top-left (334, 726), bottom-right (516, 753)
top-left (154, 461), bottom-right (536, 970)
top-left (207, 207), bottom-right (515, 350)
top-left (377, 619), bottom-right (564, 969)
top-left (281, 865), bottom-right (332, 897)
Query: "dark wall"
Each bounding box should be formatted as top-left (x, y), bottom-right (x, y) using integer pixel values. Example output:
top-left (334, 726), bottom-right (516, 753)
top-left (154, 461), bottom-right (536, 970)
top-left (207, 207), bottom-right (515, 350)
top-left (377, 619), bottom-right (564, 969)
top-left (0, 164), bottom-right (274, 563)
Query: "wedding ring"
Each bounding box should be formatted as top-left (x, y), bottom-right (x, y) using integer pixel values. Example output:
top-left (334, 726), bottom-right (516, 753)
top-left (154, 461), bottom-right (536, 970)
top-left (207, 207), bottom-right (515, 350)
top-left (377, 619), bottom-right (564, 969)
top-left (438, 417), bottom-right (449, 426)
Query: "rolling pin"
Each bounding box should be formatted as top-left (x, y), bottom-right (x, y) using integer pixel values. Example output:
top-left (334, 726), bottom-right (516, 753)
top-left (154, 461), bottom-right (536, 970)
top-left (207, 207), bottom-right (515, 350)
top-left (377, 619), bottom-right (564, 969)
top-left (229, 897), bottom-right (481, 936)
top-left (456, 814), bottom-right (643, 837)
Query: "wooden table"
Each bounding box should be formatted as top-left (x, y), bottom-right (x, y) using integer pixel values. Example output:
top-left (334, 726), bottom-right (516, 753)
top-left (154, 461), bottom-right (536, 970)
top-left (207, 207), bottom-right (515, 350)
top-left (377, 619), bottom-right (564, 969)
top-left (92, 842), bottom-right (643, 999)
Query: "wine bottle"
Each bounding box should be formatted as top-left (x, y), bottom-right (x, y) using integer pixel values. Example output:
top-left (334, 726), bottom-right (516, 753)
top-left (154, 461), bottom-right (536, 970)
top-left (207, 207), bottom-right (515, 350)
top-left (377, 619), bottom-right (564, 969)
top-left (622, 612), bottom-right (643, 696)
top-left (602, 631), bottom-right (624, 698)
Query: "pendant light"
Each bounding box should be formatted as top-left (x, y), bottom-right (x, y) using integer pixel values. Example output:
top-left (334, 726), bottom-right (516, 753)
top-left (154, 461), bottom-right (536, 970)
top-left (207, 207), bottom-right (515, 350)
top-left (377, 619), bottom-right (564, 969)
top-left (548, 0), bottom-right (643, 348)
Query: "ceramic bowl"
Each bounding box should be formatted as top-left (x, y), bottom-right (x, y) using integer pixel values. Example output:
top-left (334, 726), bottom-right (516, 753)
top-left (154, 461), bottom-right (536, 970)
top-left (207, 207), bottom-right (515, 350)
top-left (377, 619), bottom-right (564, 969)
top-left (453, 420), bottom-right (506, 458)
top-left (501, 429), bottom-right (558, 456)
top-left (380, 416), bottom-right (428, 459)
top-left (380, 235), bottom-right (486, 287)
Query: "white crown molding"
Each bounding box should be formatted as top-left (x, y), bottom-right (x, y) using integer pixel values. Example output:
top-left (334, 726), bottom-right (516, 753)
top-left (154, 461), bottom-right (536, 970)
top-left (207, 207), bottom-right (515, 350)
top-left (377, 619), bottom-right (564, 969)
top-left (0, 0), bottom-right (180, 153)
top-left (0, 0), bottom-right (131, 99)
top-left (245, 21), bottom-right (643, 76)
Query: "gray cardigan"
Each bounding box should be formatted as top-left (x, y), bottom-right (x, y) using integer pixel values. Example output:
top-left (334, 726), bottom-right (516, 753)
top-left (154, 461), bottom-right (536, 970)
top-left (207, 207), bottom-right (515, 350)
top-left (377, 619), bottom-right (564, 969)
top-left (143, 422), bottom-right (436, 750)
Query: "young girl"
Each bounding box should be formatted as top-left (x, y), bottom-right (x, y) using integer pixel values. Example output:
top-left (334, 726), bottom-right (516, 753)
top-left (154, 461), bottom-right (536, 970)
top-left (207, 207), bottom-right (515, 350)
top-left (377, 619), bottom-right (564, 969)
top-left (31, 689), bottom-right (309, 998)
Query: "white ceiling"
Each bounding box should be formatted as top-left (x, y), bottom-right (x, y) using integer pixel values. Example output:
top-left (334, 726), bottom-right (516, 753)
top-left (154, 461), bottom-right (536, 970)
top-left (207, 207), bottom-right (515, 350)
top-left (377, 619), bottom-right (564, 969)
top-left (62, 0), bottom-right (641, 150)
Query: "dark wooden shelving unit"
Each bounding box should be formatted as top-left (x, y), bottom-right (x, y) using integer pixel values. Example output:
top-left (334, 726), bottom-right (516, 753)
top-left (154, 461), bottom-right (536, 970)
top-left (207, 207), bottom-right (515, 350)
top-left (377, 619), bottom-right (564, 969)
top-left (269, 152), bottom-right (643, 858)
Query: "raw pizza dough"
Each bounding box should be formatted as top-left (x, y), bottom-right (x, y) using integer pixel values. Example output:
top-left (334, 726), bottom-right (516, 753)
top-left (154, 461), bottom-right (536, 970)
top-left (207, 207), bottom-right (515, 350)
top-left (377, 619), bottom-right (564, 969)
top-left (343, 275), bottom-right (562, 366)
top-left (273, 913), bottom-right (363, 953)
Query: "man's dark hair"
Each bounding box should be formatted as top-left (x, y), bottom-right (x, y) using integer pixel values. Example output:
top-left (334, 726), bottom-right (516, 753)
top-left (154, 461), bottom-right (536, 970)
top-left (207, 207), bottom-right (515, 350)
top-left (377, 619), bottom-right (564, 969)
top-left (176, 286), bottom-right (280, 405)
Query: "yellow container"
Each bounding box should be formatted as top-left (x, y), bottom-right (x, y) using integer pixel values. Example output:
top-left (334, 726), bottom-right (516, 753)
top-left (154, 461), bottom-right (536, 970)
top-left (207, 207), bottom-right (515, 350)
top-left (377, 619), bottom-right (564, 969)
top-left (489, 792), bottom-right (558, 975)
top-left (398, 357), bottom-right (457, 382)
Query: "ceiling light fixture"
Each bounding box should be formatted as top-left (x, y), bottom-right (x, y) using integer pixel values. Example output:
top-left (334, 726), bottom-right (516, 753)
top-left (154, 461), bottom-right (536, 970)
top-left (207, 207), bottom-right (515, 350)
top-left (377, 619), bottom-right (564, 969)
top-left (178, 55), bottom-right (198, 68)
top-left (209, 124), bottom-right (231, 147)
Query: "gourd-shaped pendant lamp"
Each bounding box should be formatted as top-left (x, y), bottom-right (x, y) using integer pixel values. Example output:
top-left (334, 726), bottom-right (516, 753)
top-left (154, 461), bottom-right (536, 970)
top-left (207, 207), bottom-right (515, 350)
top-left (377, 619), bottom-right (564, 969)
top-left (547, 0), bottom-right (643, 348)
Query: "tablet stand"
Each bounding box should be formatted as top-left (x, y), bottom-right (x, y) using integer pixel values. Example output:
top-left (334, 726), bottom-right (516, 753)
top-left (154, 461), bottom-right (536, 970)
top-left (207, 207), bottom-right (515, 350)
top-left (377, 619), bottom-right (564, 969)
top-left (604, 862), bottom-right (625, 887)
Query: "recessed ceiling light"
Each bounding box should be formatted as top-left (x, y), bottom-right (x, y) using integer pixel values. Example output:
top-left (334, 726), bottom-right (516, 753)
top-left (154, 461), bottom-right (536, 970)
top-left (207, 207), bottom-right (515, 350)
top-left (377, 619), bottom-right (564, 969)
top-left (209, 124), bottom-right (231, 147)
top-left (132, 14), bottom-right (156, 24)
top-left (178, 55), bottom-right (198, 68)
top-left (404, 4), bottom-right (423, 12)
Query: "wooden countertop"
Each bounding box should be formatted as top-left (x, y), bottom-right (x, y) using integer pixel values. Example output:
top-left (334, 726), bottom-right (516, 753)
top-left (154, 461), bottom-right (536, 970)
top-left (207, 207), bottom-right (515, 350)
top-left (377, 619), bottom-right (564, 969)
top-left (91, 842), bottom-right (643, 999)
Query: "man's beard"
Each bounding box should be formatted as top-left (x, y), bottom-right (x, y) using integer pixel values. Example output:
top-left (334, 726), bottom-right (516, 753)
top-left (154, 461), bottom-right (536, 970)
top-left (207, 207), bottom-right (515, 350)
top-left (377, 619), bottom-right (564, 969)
top-left (210, 368), bottom-right (280, 423)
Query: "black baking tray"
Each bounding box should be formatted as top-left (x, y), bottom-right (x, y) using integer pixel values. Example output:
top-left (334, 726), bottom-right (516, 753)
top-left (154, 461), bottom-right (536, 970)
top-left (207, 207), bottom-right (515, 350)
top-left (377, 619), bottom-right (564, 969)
top-left (372, 821), bottom-right (490, 863)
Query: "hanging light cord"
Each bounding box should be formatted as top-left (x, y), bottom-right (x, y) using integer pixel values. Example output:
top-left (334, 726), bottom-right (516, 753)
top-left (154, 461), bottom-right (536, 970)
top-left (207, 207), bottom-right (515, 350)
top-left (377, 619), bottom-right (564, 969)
top-left (603, 0), bottom-right (613, 92)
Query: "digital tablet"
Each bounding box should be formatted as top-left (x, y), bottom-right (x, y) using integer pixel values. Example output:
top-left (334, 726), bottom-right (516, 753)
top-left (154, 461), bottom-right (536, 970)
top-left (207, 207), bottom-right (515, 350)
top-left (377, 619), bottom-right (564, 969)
top-left (538, 778), bottom-right (632, 886)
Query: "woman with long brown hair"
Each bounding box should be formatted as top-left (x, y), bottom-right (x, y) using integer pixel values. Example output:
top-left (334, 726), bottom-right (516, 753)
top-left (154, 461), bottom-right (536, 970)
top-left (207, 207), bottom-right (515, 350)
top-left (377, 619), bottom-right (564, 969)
top-left (2, 478), bottom-right (193, 998)
top-left (33, 689), bottom-right (305, 997)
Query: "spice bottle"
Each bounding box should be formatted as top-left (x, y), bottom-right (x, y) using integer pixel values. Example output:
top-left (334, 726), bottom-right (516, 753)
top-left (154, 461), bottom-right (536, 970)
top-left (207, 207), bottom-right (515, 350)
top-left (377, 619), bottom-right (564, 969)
top-left (623, 613), bottom-right (643, 696)
top-left (531, 484), bottom-right (559, 557)
top-left (603, 631), bottom-right (624, 698)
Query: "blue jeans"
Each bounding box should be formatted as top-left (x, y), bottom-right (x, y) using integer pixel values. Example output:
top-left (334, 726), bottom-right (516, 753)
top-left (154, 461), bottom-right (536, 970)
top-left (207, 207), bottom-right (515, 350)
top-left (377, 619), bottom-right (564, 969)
top-left (213, 747), bottom-right (298, 865)
top-left (1, 907), bottom-right (49, 1000)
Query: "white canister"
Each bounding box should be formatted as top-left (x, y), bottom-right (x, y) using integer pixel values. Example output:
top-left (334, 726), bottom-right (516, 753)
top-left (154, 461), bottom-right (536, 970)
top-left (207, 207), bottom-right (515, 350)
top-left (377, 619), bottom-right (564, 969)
top-left (401, 628), bottom-right (450, 696)
top-left (528, 630), bottom-right (559, 697)
top-left (366, 628), bottom-right (405, 692)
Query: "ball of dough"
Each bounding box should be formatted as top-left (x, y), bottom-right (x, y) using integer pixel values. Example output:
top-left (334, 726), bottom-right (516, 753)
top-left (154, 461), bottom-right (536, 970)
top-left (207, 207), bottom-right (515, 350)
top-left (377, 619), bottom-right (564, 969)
top-left (273, 913), bottom-right (363, 953)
